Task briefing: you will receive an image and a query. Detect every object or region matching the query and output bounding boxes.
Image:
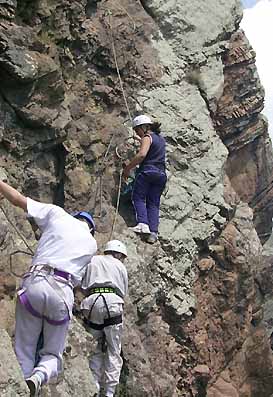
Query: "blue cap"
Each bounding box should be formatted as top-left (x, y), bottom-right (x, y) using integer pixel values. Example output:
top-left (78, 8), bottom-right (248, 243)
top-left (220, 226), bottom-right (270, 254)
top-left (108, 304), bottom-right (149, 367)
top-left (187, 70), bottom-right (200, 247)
top-left (73, 211), bottom-right (96, 235)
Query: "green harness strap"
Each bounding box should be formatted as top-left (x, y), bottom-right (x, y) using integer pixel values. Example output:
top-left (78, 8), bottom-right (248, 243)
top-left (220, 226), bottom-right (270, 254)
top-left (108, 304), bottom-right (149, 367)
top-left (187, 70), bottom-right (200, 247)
top-left (89, 287), bottom-right (116, 294)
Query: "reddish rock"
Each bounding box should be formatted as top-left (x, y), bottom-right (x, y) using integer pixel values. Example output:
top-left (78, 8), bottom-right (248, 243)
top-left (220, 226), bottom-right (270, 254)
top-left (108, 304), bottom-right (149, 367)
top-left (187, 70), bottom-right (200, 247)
top-left (207, 376), bottom-right (239, 397)
top-left (215, 30), bottom-right (273, 242)
top-left (186, 203), bottom-right (273, 396)
top-left (193, 364), bottom-right (210, 376)
top-left (0, 273), bottom-right (16, 300)
top-left (198, 258), bottom-right (215, 272)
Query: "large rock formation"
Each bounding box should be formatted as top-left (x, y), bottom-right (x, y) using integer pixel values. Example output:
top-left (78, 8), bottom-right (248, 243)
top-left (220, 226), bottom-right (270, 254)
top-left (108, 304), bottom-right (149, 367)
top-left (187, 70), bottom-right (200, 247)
top-left (0, 329), bottom-right (29, 396)
top-left (1, 0), bottom-right (273, 396)
top-left (215, 30), bottom-right (273, 243)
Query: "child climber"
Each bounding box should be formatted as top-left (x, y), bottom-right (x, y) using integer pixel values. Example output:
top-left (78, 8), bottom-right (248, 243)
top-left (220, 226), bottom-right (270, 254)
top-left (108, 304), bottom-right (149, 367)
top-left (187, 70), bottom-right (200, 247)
top-left (81, 240), bottom-right (128, 397)
top-left (0, 179), bottom-right (97, 396)
top-left (123, 115), bottom-right (167, 244)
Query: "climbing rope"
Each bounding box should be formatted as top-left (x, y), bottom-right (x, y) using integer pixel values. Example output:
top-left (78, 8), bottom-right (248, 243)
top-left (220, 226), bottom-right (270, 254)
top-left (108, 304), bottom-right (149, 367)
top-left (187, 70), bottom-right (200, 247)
top-left (0, 205), bottom-right (34, 255)
top-left (105, 10), bottom-right (139, 238)
top-left (91, 134), bottom-right (114, 218)
top-left (115, 1), bottom-right (136, 32)
top-left (9, 250), bottom-right (33, 278)
top-left (107, 12), bottom-right (133, 124)
top-left (109, 169), bottom-right (123, 241)
top-left (0, 204), bottom-right (34, 278)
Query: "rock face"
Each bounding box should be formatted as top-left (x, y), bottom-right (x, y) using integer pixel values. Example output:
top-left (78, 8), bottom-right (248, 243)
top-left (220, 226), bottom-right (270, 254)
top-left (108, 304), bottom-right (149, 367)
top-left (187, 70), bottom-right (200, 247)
top-left (0, 329), bottom-right (29, 396)
top-left (1, 0), bottom-right (273, 396)
top-left (215, 30), bottom-right (273, 243)
top-left (42, 320), bottom-right (98, 396)
top-left (190, 202), bottom-right (273, 396)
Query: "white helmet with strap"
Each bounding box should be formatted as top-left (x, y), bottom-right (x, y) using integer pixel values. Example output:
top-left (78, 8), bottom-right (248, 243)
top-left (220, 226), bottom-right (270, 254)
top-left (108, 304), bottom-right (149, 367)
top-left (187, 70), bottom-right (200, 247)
top-left (132, 115), bottom-right (152, 129)
top-left (104, 240), bottom-right (127, 257)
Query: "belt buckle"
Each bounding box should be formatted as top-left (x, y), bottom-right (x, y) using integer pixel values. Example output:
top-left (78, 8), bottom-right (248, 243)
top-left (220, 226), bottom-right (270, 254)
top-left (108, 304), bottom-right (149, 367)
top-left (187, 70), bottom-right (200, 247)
top-left (42, 264), bottom-right (53, 276)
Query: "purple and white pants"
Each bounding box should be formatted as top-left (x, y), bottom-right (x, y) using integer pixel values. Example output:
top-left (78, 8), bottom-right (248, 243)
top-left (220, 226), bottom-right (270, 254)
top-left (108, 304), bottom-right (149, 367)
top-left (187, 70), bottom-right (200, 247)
top-left (132, 170), bottom-right (167, 233)
top-left (15, 274), bottom-right (73, 382)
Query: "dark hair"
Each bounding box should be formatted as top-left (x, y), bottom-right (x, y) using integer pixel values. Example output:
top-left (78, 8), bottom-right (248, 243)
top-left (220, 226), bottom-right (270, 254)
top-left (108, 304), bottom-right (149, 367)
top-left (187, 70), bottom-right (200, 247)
top-left (105, 250), bottom-right (126, 260)
top-left (150, 121), bottom-right (161, 134)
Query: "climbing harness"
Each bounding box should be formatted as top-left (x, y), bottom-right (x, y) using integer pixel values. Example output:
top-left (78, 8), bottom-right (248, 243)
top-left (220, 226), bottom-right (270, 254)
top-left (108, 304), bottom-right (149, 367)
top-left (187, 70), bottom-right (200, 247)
top-left (0, 202), bottom-right (72, 326)
top-left (83, 288), bottom-right (123, 331)
top-left (89, 286), bottom-right (123, 298)
top-left (18, 264), bottom-right (73, 325)
top-left (89, 287), bottom-right (117, 294)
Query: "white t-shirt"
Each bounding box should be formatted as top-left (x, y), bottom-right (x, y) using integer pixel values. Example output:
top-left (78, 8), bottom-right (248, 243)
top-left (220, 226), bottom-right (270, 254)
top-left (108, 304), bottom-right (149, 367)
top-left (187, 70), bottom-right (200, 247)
top-left (27, 198), bottom-right (97, 285)
top-left (81, 254), bottom-right (128, 307)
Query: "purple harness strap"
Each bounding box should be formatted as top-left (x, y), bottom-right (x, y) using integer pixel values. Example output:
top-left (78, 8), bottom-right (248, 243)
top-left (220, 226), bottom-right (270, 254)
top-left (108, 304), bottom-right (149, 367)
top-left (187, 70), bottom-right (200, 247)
top-left (53, 269), bottom-right (70, 280)
top-left (19, 291), bottom-right (70, 326)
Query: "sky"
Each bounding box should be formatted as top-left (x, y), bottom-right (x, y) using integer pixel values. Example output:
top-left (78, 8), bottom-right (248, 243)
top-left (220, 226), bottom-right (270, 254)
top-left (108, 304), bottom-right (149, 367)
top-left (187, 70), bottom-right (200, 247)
top-left (240, 0), bottom-right (273, 137)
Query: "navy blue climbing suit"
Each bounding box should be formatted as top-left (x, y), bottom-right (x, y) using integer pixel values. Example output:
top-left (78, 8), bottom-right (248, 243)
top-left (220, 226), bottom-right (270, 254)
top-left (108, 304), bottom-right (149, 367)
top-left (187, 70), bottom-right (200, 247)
top-left (132, 132), bottom-right (167, 233)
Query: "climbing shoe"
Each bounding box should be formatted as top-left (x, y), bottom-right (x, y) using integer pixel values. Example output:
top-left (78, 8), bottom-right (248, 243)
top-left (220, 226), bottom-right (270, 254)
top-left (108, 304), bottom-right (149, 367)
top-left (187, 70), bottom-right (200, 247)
top-left (146, 232), bottom-right (158, 244)
top-left (26, 373), bottom-right (41, 396)
top-left (129, 223), bottom-right (150, 234)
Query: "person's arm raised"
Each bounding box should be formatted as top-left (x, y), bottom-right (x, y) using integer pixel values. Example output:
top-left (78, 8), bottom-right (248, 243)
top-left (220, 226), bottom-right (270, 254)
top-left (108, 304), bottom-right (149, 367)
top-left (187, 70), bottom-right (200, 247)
top-left (122, 135), bottom-right (151, 180)
top-left (0, 181), bottom-right (27, 211)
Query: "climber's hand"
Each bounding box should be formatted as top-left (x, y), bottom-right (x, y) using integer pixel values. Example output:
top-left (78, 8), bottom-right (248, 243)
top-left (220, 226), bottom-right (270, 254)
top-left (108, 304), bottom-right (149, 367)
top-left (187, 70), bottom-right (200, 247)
top-left (122, 167), bottom-right (130, 181)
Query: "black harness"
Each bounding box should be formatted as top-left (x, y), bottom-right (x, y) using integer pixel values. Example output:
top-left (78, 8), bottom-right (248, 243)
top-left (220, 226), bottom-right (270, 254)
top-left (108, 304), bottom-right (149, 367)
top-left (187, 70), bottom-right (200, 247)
top-left (83, 287), bottom-right (123, 331)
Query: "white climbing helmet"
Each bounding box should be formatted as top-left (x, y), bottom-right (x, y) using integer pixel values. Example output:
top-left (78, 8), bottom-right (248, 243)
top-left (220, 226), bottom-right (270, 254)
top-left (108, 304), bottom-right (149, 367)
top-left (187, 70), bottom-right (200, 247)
top-left (132, 115), bottom-right (152, 129)
top-left (104, 240), bottom-right (127, 257)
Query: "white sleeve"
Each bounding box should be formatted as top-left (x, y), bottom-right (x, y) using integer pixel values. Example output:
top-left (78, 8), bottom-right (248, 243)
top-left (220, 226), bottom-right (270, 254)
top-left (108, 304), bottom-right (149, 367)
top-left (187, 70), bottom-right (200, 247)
top-left (123, 268), bottom-right (128, 296)
top-left (27, 198), bottom-right (66, 230)
top-left (81, 261), bottom-right (93, 290)
top-left (90, 237), bottom-right (97, 258)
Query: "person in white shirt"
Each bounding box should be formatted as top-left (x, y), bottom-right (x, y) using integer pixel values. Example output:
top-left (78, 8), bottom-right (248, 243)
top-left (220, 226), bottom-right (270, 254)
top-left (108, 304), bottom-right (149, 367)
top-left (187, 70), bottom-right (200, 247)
top-left (81, 240), bottom-right (128, 397)
top-left (0, 180), bottom-right (97, 397)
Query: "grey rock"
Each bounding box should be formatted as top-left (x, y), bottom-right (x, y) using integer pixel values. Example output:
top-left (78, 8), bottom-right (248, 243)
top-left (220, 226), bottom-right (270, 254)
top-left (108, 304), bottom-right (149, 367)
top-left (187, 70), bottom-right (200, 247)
top-left (43, 319), bottom-right (98, 396)
top-left (143, 0), bottom-right (242, 63)
top-left (0, 167), bottom-right (7, 181)
top-left (0, 0), bottom-right (16, 20)
top-left (0, 47), bottom-right (39, 82)
top-left (0, 329), bottom-right (29, 396)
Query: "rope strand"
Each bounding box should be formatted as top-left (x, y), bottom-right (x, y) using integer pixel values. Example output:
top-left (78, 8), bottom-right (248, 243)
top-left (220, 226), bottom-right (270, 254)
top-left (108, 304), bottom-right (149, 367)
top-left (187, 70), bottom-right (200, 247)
top-left (0, 204), bottom-right (34, 278)
top-left (106, 11), bottom-right (137, 238)
top-left (108, 13), bottom-right (133, 123)
top-left (0, 205), bottom-right (34, 255)
top-left (110, 169), bottom-right (123, 240)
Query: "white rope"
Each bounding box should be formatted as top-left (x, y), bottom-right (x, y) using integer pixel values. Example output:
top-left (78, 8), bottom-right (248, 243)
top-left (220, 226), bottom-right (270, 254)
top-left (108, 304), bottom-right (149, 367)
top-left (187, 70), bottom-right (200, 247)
top-left (109, 169), bottom-right (123, 240)
top-left (108, 13), bottom-right (133, 123)
top-left (0, 205), bottom-right (34, 255)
